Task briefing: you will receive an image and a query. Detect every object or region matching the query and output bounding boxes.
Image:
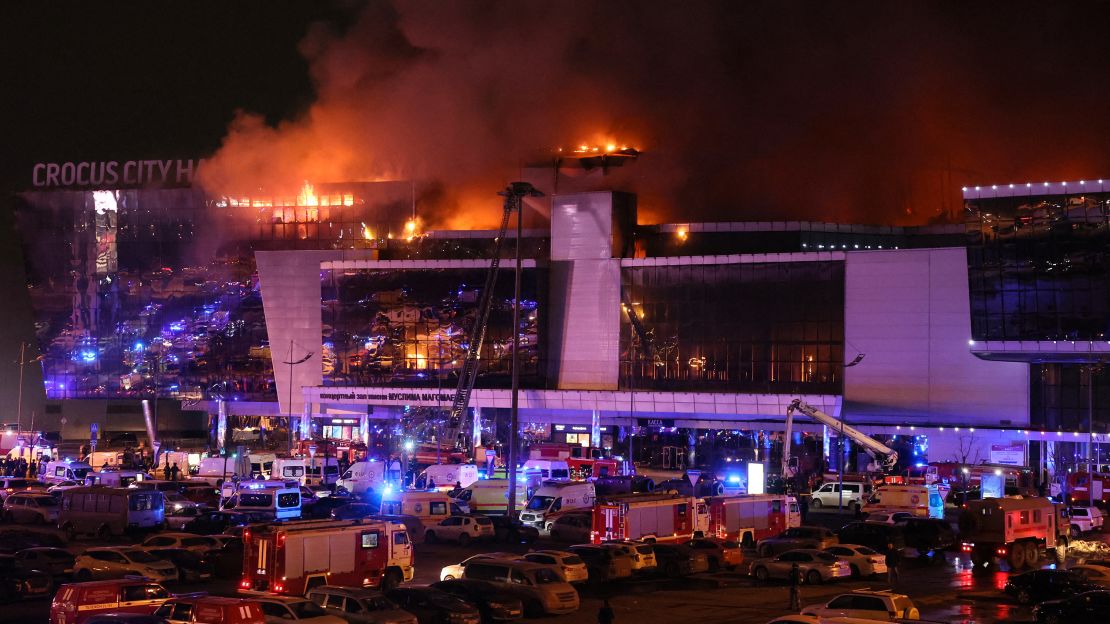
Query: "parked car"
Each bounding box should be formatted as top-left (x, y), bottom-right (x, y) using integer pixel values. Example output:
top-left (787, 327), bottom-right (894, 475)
top-left (332, 502), bottom-right (377, 520)
top-left (73, 547), bottom-right (178, 583)
top-left (142, 533), bottom-right (221, 553)
top-left (823, 544), bottom-right (887, 578)
top-left (84, 615), bottom-right (170, 624)
top-left (441, 554), bottom-right (521, 581)
top-left (459, 559), bottom-right (579, 616)
top-left (306, 586), bottom-right (417, 624)
top-left (748, 549), bottom-right (852, 585)
top-left (163, 493), bottom-right (204, 512)
top-left (600, 541), bottom-right (657, 573)
top-left (13, 546), bottom-right (75, 577)
top-left (547, 513), bottom-right (591, 543)
top-left (165, 506), bottom-right (209, 531)
top-left (144, 548), bottom-right (214, 582)
top-left (566, 544), bottom-right (633, 583)
top-left (253, 595), bottom-right (345, 623)
top-left (303, 496), bottom-right (354, 520)
top-left (385, 587), bottom-right (481, 624)
top-left (3, 492), bottom-right (60, 524)
top-left (430, 579), bottom-right (524, 622)
top-left (181, 510), bottom-right (252, 535)
top-left (154, 596), bottom-right (265, 624)
top-left (1004, 569), bottom-right (1101, 605)
top-left (487, 516), bottom-right (539, 544)
top-left (424, 515), bottom-right (494, 545)
top-left (863, 511), bottom-right (913, 525)
top-left (757, 526), bottom-right (839, 557)
top-left (682, 537), bottom-right (742, 571)
top-left (896, 517), bottom-right (956, 561)
top-left (1033, 590), bottom-right (1110, 624)
top-left (210, 537), bottom-right (244, 579)
top-left (648, 543), bottom-right (710, 578)
top-left (0, 554), bottom-right (53, 602)
top-left (835, 522), bottom-right (904, 553)
top-left (0, 528), bottom-right (66, 553)
top-left (1067, 565), bottom-right (1110, 587)
top-left (1069, 507), bottom-right (1105, 537)
top-left (801, 589), bottom-right (920, 620)
top-left (518, 550), bottom-right (590, 583)
top-left (0, 479), bottom-right (47, 502)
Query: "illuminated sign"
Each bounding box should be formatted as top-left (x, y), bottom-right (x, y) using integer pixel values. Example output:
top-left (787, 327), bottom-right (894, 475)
top-left (31, 159), bottom-right (204, 189)
top-left (747, 462), bottom-right (765, 495)
top-left (639, 418), bottom-right (675, 428)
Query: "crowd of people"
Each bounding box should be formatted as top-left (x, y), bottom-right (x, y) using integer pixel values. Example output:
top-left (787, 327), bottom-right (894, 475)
top-left (1, 456), bottom-right (46, 478)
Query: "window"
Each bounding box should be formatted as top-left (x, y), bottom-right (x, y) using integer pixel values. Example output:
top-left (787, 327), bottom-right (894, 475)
top-left (529, 554), bottom-right (555, 564)
top-left (854, 596), bottom-right (887, 611)
top-left (465, 563), bottom-right (507, 582)
top-left (361, 532), bottom-right (380, 548)
top-left (240, 494), bottom-right (274, 507)
top-left (278, 493), bottom-right (299, 508)
top-left (1020, 511), bottom-right (1030, 525)
top-left (258, 602), bottom-right (292, 618)
top-left (393, 532), bottom-right (408, 545)
top-left (441, 517), bottom-right (462, 526)
top-left (171, 603), bottom-right (195, 621)
top-left (772, 500), bottom-right (782, 513)
top-left (428, 502), bottom-right (447, 516)
top-left (827, 595), bottom-right (855, 609)
top-left (325, 594), bottom-right (344, 609)
top-left (122, 585), bottom-right (167, 601)
top-left (509, 569), bottom-right (529, 585)
top-left (344, 599), bottom-right (364, 614)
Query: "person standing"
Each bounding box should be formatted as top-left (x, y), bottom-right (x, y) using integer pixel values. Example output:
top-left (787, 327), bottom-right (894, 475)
top-left (885, 543), bottom-right (901, 585)
top-left (597, 598), bottom-right (615, 624)
top-left (170, 463), bottom-right (181, 481)
top-left (788, 561), bottom-right (802, 610)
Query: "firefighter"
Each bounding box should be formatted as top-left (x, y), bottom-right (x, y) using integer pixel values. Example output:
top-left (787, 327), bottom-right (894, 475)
top-left (788, 562), bottom-right (802, 610)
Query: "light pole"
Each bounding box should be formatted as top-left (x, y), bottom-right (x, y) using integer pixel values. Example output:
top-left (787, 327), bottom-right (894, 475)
top-left (16, 342), bottom-right (44, 432)
top-left (282, 340), bottom-right (314, 454)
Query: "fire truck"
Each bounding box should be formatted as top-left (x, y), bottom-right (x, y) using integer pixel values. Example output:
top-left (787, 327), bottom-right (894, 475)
top-left (1065, 471), bottom-right (1110, 505)
top-left (958, 497), bottom-right (1068, 569)
top-left (529, 444), bottom-right (620, 480)
top-left (590, 493), bottom-right (705, 544)
top-left (704, 494), bottom-right (793, 547)
top-left (240, 519), bottom-right (414, 596)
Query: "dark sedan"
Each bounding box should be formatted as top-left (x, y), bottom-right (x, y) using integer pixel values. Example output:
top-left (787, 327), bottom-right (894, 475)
top-left (1034, 590), bottom-right (1110, 624)
top-left (182, 510), bottom-right (252, 535)
top-left (331, 502), bottom-right (378, 520)
top-left (1005, 569), bottom-right (1100, 605)
top-left (487, 516), bottom-right (539, 544)
top-left (431, 579), bottom-right (524, 622)
top-left (304, 495), bottom-right (354, 520)
top-left (649, 543), bottom-right (710, 577)
top-left (13, 547), bottom-right (75, 577)
top-left (0, 554), bottom-right (53, 603)
top-left (385, 586), bottom-right (482, 624)
top-left (145, 548), bottom-right (214, 582)
top-left (835, 522), bottom-right (905, 553)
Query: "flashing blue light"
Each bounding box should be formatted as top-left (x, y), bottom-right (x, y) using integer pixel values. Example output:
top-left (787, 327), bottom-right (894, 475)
top-left (134, 341), bottom-right (144, 350)
top-left (915, 462), bottom-right (925, 468)
top-left (384, 485), bottom-right (393, 495)
top-left (80, 350), bottom-right (97, 363)
top-left (169, 322), bottom-right (185, 332)
top-left (728, 474), bottom-right (742, 484)
top-left (231, 453), bottom-right (238, 459)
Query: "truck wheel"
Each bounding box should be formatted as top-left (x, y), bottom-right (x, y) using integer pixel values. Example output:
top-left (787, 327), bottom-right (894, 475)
top-left (1071, 525), bottom-right (1081, 539)
top-left (1053, 542), bottom-right (1068, 564)
top-left (1026, 542), bottom-right (1042, 565)
top-left (1008, 544), bottom-right (1027, 570)
top-left (458, 533), bottom-right (471, 547)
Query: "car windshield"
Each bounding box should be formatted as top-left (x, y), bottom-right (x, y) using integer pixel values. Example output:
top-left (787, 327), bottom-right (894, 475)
top-left (635, 545), bottom-right (653, 554)
top-left (815, 553), bottom-right (838, 562)
top-left (288, 600), bottom-right (328, 617)
top-left (564, 555), bottom-right (584, 565)
top-left (41, 550), bottom-right (71, 559)
top-left (526, 496), bottom-right (555, 511)
top-left (124, 550), bottom-right (162, 563)
top-left (35, 497), bottom-right (58, 507)
top-left (532, 568), bottom-right (562, 584)
top-left (363, 596), bottom-right (396, 610)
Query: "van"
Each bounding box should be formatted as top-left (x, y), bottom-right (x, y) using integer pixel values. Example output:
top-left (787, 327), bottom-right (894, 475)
top-left (380, 490), bottom-right (452, 524)
top-left (271, 458), bottom-right (306, 484)
top-left (862, 484), bottom-right (944, 519)
top-left (59, 487), bottom-right (165, 538)
top-left (452, 479), bottom-right (529, 514)
top-left (195, 457), bottom-right (246, 486)
top-left (337, 460), bottom-right (402, 496)
top-left (304, 457), bottom-right (339, 486)
top-left (522, 460), bottom-right (570, 481)
top-left (810, 481), bottom-right (869, 513)
top-left (221, 482), bottom-right (301, 520)
top-left (519, 481), bottom-right (596, 529)
top-left (44, 460), bottom-right (95, 485)
top-left (51, 579), bottom-right (172, 624)
top-left (154, 596), bottom-right (265, 624)
top-left (417, 464), bottom-right (479, 490)
top-left (461, 559), bottom-right (579, 615)
top-left (92, 469), bottom-right (150, 489)
top-left (248, 453), bottom-right (277, 480)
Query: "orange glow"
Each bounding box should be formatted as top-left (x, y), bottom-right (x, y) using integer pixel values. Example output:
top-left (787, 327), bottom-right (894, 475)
top-left (676, 226), bottom-right (688, 241)
top-left (361, 222), bottom-right (374, 240)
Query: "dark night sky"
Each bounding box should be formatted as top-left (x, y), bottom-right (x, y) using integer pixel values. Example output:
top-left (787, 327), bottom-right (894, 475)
top-left (6, 0), bottom-right (1110, 226)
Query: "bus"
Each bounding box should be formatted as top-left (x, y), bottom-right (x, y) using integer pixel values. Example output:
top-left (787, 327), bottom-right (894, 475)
top-left (58, 487), bottom-right (165, 538)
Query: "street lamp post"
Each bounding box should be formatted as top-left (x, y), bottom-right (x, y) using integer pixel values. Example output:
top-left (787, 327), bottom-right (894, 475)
top-left (282, 340), bottom-right (314, 454)
top-left (16, 342), bottom-right (43, 433)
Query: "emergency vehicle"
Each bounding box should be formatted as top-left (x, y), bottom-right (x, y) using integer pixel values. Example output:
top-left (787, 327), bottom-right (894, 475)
top-left (451, 478), bottom-right (529, 514)
top-left (590, 493), bottom-right (703, 544)
top-left (379, 490), bottom-right (453, 523)
top-left (958, 497), bottom-right (1068, 569)
top-left (1066, 471), bottom-right (1110, 505)
top-left (861, 484), bottom-right (945, 519)
top-left (704, 494), bottom-right (792, 547)
top-left (51, 579), bottom-right (171, 624)
top-left (337, 460), bottom-right (402, 496)
top-left (519, 481), bottom-right (596, 529)
top-left (528, 444), bottom-right (620, 480)
top-left (240, 518), bottom-right (414, 596)
top-left (220, 480), bottom-right (301, 520)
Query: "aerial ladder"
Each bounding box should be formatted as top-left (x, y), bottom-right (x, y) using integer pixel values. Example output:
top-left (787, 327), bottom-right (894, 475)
top-left (441, 183), bottom-right (542, 450)
top-left (782, 398), bottom-right (898, 478)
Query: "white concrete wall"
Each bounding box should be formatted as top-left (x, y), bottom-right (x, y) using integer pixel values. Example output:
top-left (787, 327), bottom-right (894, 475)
top-left (844, 248), bottom-right (1029, 426)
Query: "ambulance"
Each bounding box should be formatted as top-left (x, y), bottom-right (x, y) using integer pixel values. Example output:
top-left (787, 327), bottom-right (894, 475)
top-left (862, 484), bottom-right (945, 519)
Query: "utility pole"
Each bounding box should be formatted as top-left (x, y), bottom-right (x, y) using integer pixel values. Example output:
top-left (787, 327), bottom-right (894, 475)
top-left (282, 341), bottom-right (314, 454)
top-left (501, 182), bottom-right (542, 517)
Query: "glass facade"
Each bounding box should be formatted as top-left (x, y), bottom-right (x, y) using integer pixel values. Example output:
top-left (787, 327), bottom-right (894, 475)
top-left (619, 261), bottom-right (844, 393)
top-left (1031, 363), bottom-right (1110, 433)
top-left (966, 191), bottom-right (1110, 341)
top-left (16, 182), bottom-right (412, 400)
top-left (322, 268), bottom-right (544, 388)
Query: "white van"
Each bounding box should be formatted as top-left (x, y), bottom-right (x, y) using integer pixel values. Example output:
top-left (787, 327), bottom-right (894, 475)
top-left (522, 460), bottom-right (570, 481)
top-left (271, 458), bottom-right (307, 484)
top-left (380, 490), bottom-right (453, 523)
top-left (305, 456), bottom-right (340, 486)
top-left (221, 482), bottom-right (301, 520)
top-left (337, 460), bottom-right (402, 496)
top-left (248, 453), bottom-right (277, 479)
top-left (519, 481), bottom-right (596, 529)
top-left (91, 469), bottom-right (149, 488)
top-left (194, 456), bottom-right (245, 486)
top-left (810, 481), bottom-right (869, 513)
top-left (862, 484), bottom-right (944, 519)
top-left (418, 464), bottom-right (480, 490)
top-left (44, 460), bottom-right (95, 485)
top-left (452, 479), bottom-right (530, 514)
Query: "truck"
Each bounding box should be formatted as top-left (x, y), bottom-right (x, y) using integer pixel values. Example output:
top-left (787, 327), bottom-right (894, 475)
top-left (862, 484), bottom-right (945, 519)
top-left (704, 494), bottom-right (793, 547)
top-left (590, 493), bottom-right (704, 544)
top-left (1066, 471), bottom-right (1110, 505)
top-left (337, 460), bottom-right (403, 496)
top-left (783, 399), bottom-right (898, 477)
top-left (416, 463), bottom-right (479, 490)
top-left (451, 478), bottom-right (529, 514)
top-left (529, 444), bottom-right (620, 479)
top-left (240, 519), bottom-right (414, 596)
top-left (519, 481), bottom-right (597, 530)
top-left (958, 497), bottom-right (1068, 569)
top-left (220, 480), bottom-right (302, 520)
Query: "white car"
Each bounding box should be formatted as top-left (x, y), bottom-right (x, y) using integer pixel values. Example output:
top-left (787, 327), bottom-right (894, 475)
top-left (823, 544), bottom-right (887, 578)
top-left (73, 547), bottom-right (178, 583)
top-left (1069, 564), bottom-right (1110, 586)
top-left (141, 532), bottom-right (222, 553)
top-left (255, 595), bottom-right (346, 623)
top-left (47, 480), bottom-right (84, 493)
top-left (862, 511), bottom-right (913, 525)
top-left (424, 514), bottom-right (495, 545)
top-left (440, 553), bottom-right (520, 581)
top-left (164, 506), bottom-right (208, 531)
top-left (801, 590), bottom-right (919, 621)
top-left (519, 549), bottom-right (591, 583)
top-left (1069, 506), bottom-right (1105, 536)
top-left (2, 492), bottom-right (60, 524)
top-left (599, 541), bottom-right (658, 572)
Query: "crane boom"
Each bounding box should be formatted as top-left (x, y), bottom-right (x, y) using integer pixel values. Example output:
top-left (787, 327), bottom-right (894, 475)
top-left (782, 398), bottom-right (898, 477)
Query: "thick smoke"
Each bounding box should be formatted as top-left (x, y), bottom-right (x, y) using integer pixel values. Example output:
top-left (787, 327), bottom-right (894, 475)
top-left (200, 0), bottom-right (1110, 227)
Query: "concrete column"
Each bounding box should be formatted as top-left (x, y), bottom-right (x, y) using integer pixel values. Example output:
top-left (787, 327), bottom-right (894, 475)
top-left (591, 410), bottom-right (601, 448)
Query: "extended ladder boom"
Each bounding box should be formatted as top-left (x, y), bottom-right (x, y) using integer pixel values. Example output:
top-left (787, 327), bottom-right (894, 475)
top-left (783, 398), bottom-right (898, 476)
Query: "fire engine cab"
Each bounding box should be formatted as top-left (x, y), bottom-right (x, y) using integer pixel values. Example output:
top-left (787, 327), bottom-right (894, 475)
top-left (1066, 471), bottom-right (1110, 505)
top-left (704, 494), bottom-right (792, 547)
top-left (241, 519), bottom-right (414, 596)
top-left (591, 493), bottom-right (704, 543)
top-left (958, 497), bottom-right (1068, 569)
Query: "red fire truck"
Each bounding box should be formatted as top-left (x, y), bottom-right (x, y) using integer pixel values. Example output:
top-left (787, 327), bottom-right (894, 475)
top-left (590, 493), bottom-right (703, 544)
top-left (958, 497), bottom-right (1069, 569)
top-left (529, 444), bottom-right (620, 479)
top-left (704, 494), bottom-right (792, 547)
top-left (240, 519), bottom-right (414, 596)
top-left (1066, 471), bottom-right (1110, 505)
